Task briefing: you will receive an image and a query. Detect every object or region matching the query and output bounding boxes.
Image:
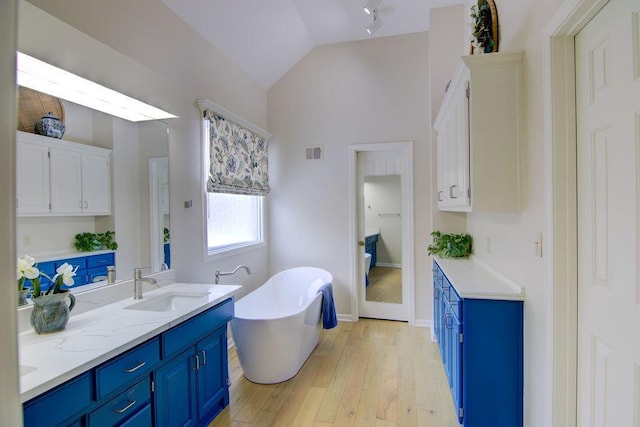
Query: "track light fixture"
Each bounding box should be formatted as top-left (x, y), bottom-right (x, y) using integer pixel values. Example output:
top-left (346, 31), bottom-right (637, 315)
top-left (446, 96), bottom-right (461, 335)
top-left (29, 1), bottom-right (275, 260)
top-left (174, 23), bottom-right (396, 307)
top-left (363, 0), bottom-right (381, 15)
top-left (366, 9), bottom-right (383, 35)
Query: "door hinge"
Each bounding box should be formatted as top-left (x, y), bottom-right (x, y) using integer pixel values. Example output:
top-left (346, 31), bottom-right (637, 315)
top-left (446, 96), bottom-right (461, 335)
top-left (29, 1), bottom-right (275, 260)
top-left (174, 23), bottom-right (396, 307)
top-left (459, 333), bottom-right (463, 344)
top-left (465, 81), bottom-right (470, 99)
top-left (151, 380), bottom-right (155, 393)
top-left (459, 407), bottom-right (464, 418)
top-left (226, 377), bottom-right (231, 387)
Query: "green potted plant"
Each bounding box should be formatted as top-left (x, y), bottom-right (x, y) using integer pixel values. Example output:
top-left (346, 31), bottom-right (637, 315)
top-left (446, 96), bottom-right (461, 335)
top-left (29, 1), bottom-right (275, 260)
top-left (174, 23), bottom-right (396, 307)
top-left (74, 231), bottom-right (118, 252)
top-left (427, 231), bottom-right (473, 258)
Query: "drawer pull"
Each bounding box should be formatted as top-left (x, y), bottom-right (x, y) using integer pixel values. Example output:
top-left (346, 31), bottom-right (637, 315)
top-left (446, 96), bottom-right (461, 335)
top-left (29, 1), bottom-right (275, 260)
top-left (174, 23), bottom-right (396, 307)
top-left (193, 354), bottom-right (200, 371)
top-left (114, 400), bottom-right (136, 414)
top-left (200, 350), bottom-right (207, 366)
top-left (124, 361), bottom-right (146, 373)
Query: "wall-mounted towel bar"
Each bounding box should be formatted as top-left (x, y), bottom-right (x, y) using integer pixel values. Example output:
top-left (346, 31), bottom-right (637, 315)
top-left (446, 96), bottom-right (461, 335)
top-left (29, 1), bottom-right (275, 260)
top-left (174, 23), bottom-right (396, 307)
top-left (378, 213), bottom-right (401, 217)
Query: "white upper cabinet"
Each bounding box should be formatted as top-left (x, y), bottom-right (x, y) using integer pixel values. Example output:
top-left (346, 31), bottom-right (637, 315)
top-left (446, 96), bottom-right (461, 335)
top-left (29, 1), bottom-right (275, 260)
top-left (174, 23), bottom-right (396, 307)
top-left (16, 131), bottom-right (111, 217)
top-left (16, 140), bottom-right (50, 215)
top-left (434, 51), bottom-right (523, 212)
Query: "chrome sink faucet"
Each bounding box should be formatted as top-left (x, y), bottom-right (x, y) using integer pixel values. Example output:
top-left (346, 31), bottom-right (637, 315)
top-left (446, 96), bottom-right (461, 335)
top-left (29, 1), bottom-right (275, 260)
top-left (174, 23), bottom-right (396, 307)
top-left (134, 267), bottom-right (158, 300)
top-left (215, 265), bottom-right (251, 284)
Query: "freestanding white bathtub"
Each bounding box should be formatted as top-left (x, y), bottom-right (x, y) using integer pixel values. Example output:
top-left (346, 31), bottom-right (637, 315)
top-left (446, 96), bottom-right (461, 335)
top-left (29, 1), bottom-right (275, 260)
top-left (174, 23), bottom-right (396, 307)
top-left (230, 267), bottom-right (333, 384)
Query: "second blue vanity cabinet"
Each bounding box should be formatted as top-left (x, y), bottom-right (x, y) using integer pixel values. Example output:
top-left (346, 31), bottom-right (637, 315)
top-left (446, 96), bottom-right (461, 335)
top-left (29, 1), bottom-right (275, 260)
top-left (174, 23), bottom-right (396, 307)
top-left (364, 233), bottom-right (379, 268)
top-left (433, 259), bottom-right (524, 427)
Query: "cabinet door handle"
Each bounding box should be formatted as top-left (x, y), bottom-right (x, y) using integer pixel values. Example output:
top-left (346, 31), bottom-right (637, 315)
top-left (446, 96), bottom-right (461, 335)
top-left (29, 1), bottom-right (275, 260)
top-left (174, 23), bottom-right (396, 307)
top-left (123, 361), bottom-right (146, 373)
top-left (193, 354), bottom-right (200, 371)
top-left (114, 400), bottom-right (136, 414)
top-left (84, 201), bottom-right (88, 209)
top-left (79, 200), bottom-right (83, 208)
top-left (200, 350), bottom-right (207, 366)
top-left (444, 313), bottom-right (453, 329)
top-left (449, 185), bottom-right (458, 199)
top-left (438, 190), bottom-right (444, 201)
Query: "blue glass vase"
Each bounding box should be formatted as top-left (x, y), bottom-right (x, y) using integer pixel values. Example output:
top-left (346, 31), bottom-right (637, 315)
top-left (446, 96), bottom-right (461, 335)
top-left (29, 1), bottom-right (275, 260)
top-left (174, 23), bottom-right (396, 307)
top-left (30, 291), bottom-right (76, 334)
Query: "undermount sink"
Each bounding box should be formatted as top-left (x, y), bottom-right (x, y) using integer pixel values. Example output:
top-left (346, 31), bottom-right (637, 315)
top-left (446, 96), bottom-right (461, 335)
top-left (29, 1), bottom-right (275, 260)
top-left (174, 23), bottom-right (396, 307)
top-left (124, 290), bottom-right (211, 312)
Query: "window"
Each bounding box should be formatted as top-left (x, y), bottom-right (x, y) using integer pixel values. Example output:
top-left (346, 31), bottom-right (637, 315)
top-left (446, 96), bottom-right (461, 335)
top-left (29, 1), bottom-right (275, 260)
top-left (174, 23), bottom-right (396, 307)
top-left (198, 99), bottom-right (270, 258)
top-left (206, 192), bottom-right (263, 255)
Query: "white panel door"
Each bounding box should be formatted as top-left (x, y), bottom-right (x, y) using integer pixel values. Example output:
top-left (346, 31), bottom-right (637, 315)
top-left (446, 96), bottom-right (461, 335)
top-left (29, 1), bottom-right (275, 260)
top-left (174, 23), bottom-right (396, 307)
top-left (576, 1), bottom-right (640, 425)
top-left (356, 147), bottom-right (411, 321)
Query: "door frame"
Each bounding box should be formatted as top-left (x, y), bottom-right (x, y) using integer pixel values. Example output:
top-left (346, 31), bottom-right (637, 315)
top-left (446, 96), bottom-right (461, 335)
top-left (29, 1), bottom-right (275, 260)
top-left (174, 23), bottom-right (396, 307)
top-left (149, 156), bottom-right (168, 272)
top-left (348, 142), bottom-right (415, 324)
top-left (543, 0), bottom-right (609, 425)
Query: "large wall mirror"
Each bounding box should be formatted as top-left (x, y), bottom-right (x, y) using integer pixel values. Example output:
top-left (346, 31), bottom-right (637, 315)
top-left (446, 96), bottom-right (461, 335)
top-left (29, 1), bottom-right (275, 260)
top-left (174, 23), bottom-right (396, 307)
top-left (16, 95), bottom-right (170, 291)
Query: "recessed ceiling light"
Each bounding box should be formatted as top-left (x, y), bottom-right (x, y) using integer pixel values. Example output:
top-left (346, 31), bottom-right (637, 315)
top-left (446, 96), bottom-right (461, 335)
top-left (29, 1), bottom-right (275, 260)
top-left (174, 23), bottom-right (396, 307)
top-left (16, 52), bottom-right (177, 122)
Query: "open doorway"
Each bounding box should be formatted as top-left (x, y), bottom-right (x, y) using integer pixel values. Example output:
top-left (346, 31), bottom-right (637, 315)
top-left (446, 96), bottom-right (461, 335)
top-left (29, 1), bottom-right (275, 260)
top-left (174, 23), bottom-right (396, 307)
top-left (349, 142), bottom-right (414, 322)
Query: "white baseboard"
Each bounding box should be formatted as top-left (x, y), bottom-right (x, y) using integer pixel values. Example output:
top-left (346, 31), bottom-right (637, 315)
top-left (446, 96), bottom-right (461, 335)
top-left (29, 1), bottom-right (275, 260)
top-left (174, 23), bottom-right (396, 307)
top-left (337, 313), bottom-right (356, 322)
top-left (374, 262), bottom-right (402, 269)
top-left (413, 318), bottom-right (432, 328)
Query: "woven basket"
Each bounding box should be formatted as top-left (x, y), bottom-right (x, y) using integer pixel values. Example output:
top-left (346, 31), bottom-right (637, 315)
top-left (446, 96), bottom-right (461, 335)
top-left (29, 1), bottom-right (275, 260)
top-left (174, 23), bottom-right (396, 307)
top-left (17, 86), bottom-right (65, 134)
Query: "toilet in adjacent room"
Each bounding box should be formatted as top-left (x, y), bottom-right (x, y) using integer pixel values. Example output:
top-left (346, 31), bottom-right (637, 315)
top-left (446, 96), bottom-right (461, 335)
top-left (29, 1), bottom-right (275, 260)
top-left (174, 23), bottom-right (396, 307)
top-left (364, 253), bottom-right (372, 286)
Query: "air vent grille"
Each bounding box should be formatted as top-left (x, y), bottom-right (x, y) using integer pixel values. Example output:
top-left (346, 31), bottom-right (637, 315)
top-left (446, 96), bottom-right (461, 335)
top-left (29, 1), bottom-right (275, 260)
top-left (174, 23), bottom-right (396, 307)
top-left (305, 146), bottom-right (323, 161)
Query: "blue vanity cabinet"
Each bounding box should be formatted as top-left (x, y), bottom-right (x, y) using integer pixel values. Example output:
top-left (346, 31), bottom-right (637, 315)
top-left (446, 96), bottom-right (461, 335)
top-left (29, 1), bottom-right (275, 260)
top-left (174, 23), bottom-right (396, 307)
top-left (364, 234), bottom-right (379, 268)
top-left (86, 252), bottom-right (116, 284)
top-left (23, 371), bottom-right (93, 427)
top-left (88, 376), bottom-right (152, 427)
top-left (23, 298), bottom-right (234, 427)
top-left (156, 298), bottom-right (233, 426)
top-left (432, 259), bottom-right (523, 427)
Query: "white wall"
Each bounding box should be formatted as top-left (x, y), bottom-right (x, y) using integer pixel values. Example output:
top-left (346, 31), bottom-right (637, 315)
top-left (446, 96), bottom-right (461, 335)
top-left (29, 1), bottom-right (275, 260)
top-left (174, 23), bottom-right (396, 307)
top-left (0, 0), bottom-right (22, 421)
top-left (268, 33), bottom-right (430, 320)
top-left (364, 175), bottom-right (402, 266)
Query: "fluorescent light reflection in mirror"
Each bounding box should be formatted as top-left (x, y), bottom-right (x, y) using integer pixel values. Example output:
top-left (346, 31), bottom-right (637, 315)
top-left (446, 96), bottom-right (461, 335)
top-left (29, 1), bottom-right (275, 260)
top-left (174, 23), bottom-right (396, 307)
top-left (16, 52), bottom-right (177, 122)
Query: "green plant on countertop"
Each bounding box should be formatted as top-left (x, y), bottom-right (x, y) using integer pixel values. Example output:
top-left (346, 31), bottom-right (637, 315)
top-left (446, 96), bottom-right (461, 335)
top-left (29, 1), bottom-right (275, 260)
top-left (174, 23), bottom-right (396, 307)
top-left (427, 231), bottom-right (473, 258)
top-left (74, 231), bottom-right (118, 252)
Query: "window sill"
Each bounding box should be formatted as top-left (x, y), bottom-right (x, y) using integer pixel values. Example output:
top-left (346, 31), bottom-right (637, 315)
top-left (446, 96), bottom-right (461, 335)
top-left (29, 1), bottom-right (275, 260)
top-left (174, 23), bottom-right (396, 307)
top-left (204, 241), bottom-right (266, 263)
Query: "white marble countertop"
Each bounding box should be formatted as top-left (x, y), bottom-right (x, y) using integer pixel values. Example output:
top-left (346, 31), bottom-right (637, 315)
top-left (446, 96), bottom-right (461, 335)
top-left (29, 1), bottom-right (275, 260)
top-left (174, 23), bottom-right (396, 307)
top-left (19, 282), bottom-right (241, 402)
top-left (435, 256), bottom-right (525, 301)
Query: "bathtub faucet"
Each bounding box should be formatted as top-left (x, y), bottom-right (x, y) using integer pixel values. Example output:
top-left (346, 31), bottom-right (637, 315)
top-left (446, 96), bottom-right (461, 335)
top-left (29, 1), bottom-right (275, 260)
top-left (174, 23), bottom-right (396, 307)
top-left (215, 265), bottom-right (251, 284)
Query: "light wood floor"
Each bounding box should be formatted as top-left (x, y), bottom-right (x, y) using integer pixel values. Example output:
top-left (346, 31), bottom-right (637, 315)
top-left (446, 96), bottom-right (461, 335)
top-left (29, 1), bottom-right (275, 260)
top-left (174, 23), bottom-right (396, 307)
top-left (366, 267), bottom-right (402, 304)
top-left (210, 319), bottom-right (460, 427)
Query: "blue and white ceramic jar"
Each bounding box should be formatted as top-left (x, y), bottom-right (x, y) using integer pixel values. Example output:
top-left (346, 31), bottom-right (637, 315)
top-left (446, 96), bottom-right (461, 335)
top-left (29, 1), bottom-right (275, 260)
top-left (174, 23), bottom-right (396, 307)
top-left (35, 112), bottom-right (66, 138)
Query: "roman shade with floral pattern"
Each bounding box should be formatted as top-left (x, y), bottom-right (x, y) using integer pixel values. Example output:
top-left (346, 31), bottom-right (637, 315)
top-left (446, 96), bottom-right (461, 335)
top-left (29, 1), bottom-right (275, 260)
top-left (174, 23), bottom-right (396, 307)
top-left (204, 109), bottom-right (270, 196)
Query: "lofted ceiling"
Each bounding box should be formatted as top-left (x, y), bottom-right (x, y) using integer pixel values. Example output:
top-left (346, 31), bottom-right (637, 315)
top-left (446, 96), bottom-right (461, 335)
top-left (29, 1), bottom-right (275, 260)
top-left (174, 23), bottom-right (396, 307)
top-left (160, 0), bottom-right (462, 89)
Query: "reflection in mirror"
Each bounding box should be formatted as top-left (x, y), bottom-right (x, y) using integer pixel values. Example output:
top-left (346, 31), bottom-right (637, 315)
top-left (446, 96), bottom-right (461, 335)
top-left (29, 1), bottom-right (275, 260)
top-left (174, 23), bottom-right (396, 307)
top-left (363, 175), bottom-right (402, 304)
top-left (16, 96), bottom-right (169, 296)
top-left (149, 156), bottom-right (170, 272)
